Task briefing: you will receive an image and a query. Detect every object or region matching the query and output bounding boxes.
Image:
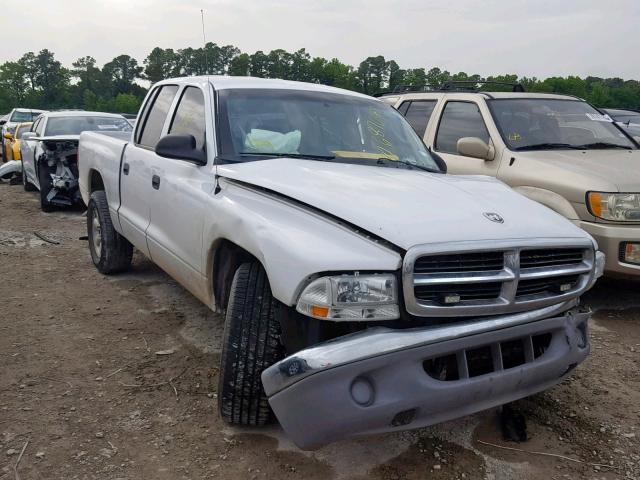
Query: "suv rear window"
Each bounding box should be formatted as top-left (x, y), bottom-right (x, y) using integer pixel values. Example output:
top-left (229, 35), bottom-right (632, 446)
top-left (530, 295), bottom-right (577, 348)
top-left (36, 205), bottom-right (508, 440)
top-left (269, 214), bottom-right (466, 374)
top-left (436, 102), bottom-right (490, 154)
top-left (400, 100), bottom-right (437, 137)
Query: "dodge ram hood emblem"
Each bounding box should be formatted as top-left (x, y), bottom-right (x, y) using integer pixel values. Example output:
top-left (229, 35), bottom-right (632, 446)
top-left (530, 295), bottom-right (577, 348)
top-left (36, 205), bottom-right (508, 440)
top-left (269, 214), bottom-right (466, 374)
top-left (483, 212), bottom-right (504, 223)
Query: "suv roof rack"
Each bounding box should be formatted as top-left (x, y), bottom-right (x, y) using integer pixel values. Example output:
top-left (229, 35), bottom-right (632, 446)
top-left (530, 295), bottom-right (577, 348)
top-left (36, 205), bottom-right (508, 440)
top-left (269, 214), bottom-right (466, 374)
top-left (441, 81), bottom-right (525, 92)
top-left (375, 81), bottom-right (526, 97)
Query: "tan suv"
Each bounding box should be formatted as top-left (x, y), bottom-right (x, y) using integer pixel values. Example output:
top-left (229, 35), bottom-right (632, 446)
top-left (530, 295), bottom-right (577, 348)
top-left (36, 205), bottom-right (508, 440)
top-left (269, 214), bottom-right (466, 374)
top-left (381, 83), bottom-right (640, 277)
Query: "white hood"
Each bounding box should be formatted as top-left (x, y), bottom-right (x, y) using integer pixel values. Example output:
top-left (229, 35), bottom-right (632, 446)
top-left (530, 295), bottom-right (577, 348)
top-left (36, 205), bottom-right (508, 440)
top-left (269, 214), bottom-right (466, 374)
top-left (217, 158), bottom-right (591, 250)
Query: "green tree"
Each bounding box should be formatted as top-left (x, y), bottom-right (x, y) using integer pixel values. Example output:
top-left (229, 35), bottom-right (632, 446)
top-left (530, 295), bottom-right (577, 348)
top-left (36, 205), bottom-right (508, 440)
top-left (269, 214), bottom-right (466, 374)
top-left (103, 55), bottom-right (143, 95)
top-left (229, 53), bottom-right (250, 76)
top-left (144, 48), bottom-right (179, 83)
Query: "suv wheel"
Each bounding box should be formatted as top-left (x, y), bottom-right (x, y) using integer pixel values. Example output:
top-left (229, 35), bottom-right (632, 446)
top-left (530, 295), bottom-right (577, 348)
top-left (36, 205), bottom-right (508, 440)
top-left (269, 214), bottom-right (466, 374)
top-left (87, 190), bottom-right (133, 274)
top-left (218, 262), bottom-right (284, 426)
top-left (22, 159), bottom-right (36, 191)
top-left (37, 165), bottom-right (54, 212)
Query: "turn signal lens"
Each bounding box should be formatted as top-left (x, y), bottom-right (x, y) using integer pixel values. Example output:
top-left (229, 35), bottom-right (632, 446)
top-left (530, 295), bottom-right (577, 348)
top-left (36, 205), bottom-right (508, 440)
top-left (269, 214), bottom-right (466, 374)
top-left (310, 305), bottom-right (329, 318)
top-left (587, 192), bottom-right (603, 218)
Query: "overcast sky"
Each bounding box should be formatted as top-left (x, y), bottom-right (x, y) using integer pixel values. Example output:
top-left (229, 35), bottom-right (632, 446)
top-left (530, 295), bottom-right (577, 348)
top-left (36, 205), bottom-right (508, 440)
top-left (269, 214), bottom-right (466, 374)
top-left (2, 0), bottom-right (639, 80)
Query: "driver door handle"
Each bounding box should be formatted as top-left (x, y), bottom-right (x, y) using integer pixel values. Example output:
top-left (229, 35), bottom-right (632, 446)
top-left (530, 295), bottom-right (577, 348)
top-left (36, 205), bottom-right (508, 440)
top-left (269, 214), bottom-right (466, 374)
top-left (123, 163), bottom-right (130, 175)
top-left (152, 175), bottom-right (161, 190)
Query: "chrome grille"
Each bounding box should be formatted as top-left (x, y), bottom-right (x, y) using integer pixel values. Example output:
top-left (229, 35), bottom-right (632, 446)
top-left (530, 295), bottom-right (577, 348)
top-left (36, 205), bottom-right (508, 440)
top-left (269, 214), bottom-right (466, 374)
top-left (414, 282), bottom-right (502, 302)
top-left (414, 252), bottom-right (504, 274)
top-left (516, 274), bottom-right (580, 298)
top-left (403, 239), bottom-right (595, 317)
top-left (520, 248), bottom-right (583, 268)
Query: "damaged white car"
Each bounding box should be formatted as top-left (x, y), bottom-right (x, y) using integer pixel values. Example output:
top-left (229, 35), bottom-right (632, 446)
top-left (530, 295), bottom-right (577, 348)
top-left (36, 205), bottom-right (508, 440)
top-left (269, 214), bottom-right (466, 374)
top-left (21, 111), bottom-right (132, 211)
top-left (79, 77), bottom-right (604, 449)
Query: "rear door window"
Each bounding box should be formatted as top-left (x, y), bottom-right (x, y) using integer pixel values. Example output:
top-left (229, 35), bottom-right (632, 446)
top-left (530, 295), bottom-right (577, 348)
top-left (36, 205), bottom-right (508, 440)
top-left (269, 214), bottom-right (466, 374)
top-left (401, 100), bottom-right (437, 136)
top-left (138, 85), bottom-right (178, 148)
top-left (169, 87), bottom-right (206, 150)
top-left (435, 101), bottom-right (490, 154)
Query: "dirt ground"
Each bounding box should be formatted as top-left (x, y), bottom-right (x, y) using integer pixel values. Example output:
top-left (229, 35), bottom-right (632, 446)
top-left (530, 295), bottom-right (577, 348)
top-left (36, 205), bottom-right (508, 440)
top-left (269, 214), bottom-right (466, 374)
top-left (0, 179), bottom-right (638, 480)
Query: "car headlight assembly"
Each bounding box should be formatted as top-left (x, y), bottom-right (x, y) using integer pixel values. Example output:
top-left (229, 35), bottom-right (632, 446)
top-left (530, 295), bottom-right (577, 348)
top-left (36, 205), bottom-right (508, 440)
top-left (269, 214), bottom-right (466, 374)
top-left (296, 273), bottom-right (400, 321)
top-left (587, 192), bottom-right (640, 221)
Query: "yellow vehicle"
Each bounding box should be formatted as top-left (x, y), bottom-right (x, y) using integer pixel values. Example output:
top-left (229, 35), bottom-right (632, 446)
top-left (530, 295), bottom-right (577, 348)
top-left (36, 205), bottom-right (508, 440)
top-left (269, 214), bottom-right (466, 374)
top-left (3, 122), bottom-right (33, 161)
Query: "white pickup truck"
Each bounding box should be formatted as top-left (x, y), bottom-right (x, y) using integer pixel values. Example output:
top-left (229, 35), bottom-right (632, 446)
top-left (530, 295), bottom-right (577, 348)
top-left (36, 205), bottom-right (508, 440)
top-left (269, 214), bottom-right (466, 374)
top-left (78, 76), bottom-right (604, 449)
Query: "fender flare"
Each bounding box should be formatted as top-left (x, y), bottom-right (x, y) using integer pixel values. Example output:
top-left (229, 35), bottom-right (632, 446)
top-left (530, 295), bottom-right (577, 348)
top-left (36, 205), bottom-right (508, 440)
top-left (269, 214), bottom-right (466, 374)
top-left (512, 186), bottom-right (579, 221)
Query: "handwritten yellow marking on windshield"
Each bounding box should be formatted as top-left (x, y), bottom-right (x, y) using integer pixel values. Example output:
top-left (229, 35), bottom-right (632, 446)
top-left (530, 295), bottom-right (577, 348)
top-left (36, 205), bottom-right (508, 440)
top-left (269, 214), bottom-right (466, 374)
top-left (367, 109), bottom-right (396, 157)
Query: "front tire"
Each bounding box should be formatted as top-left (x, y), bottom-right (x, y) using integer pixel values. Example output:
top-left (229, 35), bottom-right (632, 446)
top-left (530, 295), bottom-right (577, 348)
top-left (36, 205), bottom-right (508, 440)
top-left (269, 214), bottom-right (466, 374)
top-left (87, 190), bottom-right (133, 274)
top-left (218, 262), bottom-right (284, 426)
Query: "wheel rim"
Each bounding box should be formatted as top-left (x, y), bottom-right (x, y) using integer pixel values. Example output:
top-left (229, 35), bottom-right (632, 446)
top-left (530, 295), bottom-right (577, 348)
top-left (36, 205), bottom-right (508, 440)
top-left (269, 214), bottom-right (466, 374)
top-left (91, 209), bottom-right (102, 258)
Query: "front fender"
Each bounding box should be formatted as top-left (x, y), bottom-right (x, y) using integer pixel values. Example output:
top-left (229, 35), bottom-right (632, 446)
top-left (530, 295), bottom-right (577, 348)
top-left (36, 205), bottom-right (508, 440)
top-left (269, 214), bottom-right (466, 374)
top-left (204, 179), bottom-right (402, 308)
top-left (512, 186), bottom-right (580, 221)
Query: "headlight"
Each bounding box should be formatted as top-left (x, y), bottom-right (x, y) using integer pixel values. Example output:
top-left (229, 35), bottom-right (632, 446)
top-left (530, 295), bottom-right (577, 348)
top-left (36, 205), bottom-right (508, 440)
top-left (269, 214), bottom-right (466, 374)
top-left (587, 192), bottom-right (640, 221)
top-left (296, 273), bottom-right (399, 321)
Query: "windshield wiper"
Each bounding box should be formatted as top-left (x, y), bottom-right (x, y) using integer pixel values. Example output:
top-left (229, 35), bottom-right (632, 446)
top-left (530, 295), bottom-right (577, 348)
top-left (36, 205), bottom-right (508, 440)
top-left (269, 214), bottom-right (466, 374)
top-left (572, 142), bottom-right (632, 150)
top-left (514, 143), bottom-right (581, 151)
top-left (376, 157), bottom-right (439, 173)
top-left (238, 152), bottom-right (336, 160)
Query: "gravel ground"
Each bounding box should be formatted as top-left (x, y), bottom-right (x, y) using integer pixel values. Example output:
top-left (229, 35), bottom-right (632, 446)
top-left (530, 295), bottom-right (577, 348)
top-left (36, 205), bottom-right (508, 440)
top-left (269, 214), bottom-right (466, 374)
top-left (0, 180), bottom-right (638, 480)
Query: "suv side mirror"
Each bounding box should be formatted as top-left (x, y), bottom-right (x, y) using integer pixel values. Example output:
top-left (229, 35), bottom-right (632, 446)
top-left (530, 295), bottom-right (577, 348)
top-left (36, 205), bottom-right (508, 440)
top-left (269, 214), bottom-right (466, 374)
top-left (155, 134), bottom-right (207, 165)
top-left (0, 119), bottom-right (6, 127)
top-left (457, 137), bottom-right (495, 161)
top-left (21, 132), bottom-right (36, 141)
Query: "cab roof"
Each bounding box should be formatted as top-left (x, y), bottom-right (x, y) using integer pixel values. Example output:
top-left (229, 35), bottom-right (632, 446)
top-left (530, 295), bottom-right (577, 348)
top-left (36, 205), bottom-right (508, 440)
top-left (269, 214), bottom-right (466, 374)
top-left (158, 75), bottom-right (372, 100)
top-left (42, 110), bottom-right (128, 118)
top-left (13, 108), bottom-right (47, 113)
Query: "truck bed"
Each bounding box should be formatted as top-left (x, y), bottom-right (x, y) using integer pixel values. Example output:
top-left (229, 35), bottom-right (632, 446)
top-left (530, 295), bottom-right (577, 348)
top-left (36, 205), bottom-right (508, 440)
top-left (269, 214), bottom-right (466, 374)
top-left (78, 130), bottom-right (130, 232)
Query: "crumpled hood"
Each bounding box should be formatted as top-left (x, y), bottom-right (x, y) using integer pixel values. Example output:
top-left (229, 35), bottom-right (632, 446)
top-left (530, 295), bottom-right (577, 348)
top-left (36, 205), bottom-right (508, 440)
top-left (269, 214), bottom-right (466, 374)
top-left (514, 149), bottom-right (640, 193)
top-left (218, 158), bottom-right (590, 250)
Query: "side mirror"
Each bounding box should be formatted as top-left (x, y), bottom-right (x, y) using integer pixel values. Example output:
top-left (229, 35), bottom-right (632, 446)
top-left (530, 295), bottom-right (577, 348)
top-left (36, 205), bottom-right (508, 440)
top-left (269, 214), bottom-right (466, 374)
top-left (457, 137), bottom-right (495, 160)
top-left (21, 132), bottom-right (36, 141)
top-left (0, 119), bottom-right (6, 127)
top-left (3, 132), bottom-right (12, 140)
top-left (155, 134), bottom-right (207, 165)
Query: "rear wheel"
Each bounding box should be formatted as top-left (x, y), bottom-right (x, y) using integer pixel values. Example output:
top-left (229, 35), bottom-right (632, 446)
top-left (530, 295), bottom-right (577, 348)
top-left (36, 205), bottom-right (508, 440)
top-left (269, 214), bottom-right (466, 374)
top-left (218, 262), bottom-right (284, 426)
top-left (87, 190), bottom-right (133, 274)
top-left (22, 159), bottom-right (36, 191)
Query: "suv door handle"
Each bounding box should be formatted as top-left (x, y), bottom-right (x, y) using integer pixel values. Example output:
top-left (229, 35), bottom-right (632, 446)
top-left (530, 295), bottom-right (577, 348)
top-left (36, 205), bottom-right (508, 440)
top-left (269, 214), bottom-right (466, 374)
top-left (152, 174), bottom-right (160, 190)
top-left (123, 162), bottom-right (130, 175)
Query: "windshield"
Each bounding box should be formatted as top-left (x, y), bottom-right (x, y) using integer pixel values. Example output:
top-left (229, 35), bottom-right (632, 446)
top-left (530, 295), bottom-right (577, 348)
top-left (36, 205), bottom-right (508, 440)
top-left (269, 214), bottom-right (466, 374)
top-left (44, 116), bottom-right (133, 136)
top-left (488, 99), bottom-right (636, 150)
top-left (216, 88), bottom-right (441, 171)
top-left (614, 114), bottom-right (640, 125)
top-left (10, 111), bottom-right (42, 123)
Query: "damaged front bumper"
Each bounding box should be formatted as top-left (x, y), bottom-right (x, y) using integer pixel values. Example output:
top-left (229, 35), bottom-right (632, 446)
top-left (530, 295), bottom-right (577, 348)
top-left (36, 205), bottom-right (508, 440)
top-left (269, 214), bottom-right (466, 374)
top-left (262, 301), bottom-right (591, 450)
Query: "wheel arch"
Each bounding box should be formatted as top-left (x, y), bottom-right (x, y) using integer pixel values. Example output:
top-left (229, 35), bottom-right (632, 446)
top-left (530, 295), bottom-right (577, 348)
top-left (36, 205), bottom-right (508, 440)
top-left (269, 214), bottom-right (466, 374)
top-left (208, 238), bottom-right (264, 312)
top-left (88, 168), bottom-right (105, 194)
